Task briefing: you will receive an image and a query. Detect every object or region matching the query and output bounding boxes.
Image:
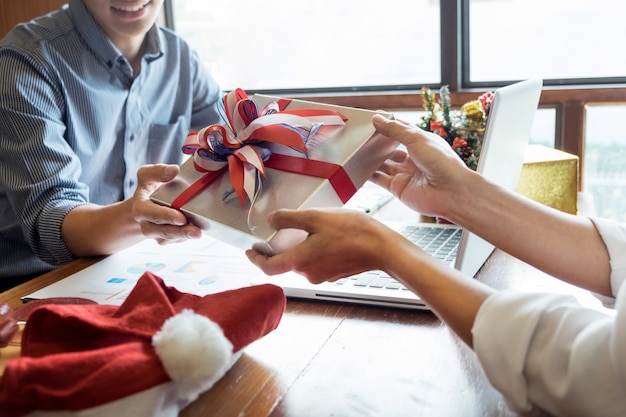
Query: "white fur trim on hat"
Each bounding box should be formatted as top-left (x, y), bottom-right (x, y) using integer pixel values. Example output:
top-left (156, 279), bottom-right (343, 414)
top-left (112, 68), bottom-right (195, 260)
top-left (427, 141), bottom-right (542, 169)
top-left (152, 309), bottom-right (235, 402)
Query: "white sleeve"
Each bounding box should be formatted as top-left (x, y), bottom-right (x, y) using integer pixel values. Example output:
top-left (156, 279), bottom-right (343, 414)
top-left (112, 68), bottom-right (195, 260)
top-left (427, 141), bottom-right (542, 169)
top-left (472, 286), bottom-right (626, 417)
top-left (590, 217), bottom-right (626, 298)
top-left (472, 217), bottom-right (626, 416)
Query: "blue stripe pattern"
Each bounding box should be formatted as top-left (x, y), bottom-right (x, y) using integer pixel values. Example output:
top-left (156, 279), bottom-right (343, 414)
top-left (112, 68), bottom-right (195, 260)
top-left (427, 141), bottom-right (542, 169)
top-left (0, 0), bottom-right (222, 280)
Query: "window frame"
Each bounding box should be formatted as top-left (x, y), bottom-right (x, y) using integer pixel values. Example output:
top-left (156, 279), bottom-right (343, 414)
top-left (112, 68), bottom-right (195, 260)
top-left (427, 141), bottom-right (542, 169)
top-left (163, 0), bottom-right (626, 190)
top-left (459, 0), bottom-right (626, 89)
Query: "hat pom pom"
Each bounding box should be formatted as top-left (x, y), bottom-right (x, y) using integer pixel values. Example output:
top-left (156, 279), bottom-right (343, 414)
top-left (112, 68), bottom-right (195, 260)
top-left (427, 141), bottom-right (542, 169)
top-left (153, 309), bottom-right (235, 402)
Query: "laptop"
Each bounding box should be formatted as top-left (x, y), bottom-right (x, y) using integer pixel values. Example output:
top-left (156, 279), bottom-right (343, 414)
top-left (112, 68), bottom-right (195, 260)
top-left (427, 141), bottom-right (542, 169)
top-left (251, 78), bottom-right (543, 310)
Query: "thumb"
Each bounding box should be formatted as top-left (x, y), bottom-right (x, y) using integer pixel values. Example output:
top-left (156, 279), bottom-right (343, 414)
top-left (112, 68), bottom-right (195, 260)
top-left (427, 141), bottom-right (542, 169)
top-left (372, 114), bottom-right (423, 147)
top-left (268, 209), bottom-right (316, 233)
top-left (137, 164), bottom-right (179, 186)
top-left (160, 164), bottom-right (180, 182)
top-left (135, 164), bottom-right (180, 196)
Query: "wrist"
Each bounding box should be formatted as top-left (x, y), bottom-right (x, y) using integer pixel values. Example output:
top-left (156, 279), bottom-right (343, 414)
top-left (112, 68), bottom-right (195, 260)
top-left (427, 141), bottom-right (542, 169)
top-left (62, 200), bottom-right (142, 257)
top-left (372, 221), bottom-right (416, 272)
top-left (440, 170), bottom-right (483, 225)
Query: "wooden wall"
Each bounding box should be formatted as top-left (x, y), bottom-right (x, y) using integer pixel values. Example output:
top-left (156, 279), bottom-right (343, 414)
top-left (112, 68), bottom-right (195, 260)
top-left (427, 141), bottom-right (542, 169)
top-left (0, 1), bottom-right (68, 38)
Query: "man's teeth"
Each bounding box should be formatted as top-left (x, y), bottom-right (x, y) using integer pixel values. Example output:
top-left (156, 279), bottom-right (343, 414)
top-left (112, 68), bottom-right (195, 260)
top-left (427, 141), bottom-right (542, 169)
top-left (116, 3), bottom-right (147, 12)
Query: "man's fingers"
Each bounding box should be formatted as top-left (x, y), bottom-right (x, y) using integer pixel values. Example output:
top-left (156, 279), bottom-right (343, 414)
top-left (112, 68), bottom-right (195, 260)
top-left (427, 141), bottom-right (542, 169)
top-left (146, 207), bottom-right (188, 226)
top-left (141, 221), bottom-right (201, 241)
top-left (132, 164), bottom-right (187, 226)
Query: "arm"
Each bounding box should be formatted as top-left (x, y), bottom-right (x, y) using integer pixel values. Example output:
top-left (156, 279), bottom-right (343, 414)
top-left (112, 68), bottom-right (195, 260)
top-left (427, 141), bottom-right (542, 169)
top-left (472, 288), bottom-right (626, 417)
top-left (245, 206), bottom-right (626, 417)
top-left (246, 115), bottom-right (625, 416)
top-left (370, 115), bottom-right (612, 297)
top-left (246, 208), bottom-right (494, 346)
top-left (0, 50), bottom-right (200, 264)
top-left (451, 173), bottom-right (611, 296)
top-left (0, 21), bottom-right (226, 265)
top-left (188, 46), bottom-right (223, 131)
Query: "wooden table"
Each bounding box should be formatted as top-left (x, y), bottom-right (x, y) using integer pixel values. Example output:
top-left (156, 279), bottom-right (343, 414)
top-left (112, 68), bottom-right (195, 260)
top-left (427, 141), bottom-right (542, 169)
top-left (0, 196), bottom-right (601, 416)
top-left (0, 248), bottom-right (602, 417)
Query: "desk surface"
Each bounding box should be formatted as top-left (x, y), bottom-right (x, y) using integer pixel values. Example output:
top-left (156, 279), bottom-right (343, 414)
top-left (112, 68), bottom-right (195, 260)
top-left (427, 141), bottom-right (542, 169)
top-left (0, 196), bottom-right (600, 417)
top-left (0, 249), bottom-right (602, 417)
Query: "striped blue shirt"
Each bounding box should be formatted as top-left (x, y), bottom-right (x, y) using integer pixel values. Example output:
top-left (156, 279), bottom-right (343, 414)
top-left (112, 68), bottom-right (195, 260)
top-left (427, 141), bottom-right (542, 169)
top-left (0, 0), bottom-right (222, 283)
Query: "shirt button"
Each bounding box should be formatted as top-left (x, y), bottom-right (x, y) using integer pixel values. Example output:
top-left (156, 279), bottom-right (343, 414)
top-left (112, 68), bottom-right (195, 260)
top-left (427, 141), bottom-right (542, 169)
top-left (129, 179), bottom-right (135, 188)
top-left (129, 134), bottom-right (135, 142)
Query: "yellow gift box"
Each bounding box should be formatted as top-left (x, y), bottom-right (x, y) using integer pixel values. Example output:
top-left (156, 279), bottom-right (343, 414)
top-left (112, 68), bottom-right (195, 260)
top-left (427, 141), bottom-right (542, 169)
top-left (516, 145), bottom-right (579, 214)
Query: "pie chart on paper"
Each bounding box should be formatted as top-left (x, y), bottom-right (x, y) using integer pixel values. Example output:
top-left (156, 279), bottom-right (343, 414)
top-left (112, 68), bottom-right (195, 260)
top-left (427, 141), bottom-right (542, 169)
top-left (127, 262), bottom-right (167, 274)
top-left (174, 261), bottom-right (208, 273)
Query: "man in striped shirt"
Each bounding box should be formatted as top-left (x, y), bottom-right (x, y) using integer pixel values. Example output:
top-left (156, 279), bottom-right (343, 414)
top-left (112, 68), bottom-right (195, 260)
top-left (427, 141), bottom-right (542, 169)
top-left (0, 0), bottom-right (221, 290)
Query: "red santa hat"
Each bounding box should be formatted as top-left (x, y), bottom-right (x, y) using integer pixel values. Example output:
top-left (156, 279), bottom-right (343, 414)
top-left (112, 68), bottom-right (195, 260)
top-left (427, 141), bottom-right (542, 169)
top-left (0, 272), bottom-right (285, 417)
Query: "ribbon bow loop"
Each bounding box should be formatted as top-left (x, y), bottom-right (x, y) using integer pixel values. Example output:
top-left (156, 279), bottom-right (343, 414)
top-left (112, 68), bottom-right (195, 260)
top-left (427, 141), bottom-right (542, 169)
top-left (181, 89), bottom-right (347, 208)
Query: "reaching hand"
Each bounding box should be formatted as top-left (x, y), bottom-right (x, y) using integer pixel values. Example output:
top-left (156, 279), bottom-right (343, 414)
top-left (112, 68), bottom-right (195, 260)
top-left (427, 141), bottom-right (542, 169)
top-left (371, 114), bottom-right (473, 219)
top-left (246, 208), bottom-right (397, 284)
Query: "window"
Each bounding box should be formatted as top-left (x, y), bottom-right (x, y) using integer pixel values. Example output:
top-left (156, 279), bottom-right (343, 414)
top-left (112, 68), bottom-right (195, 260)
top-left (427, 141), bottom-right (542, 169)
top-left (585, 105), bottom-right (626, 221)
top-left (166, 0), bottom-right (626, 220)
top-left (167, 0), bottom-right (440, 92)
top-left (167, 1), bottom-right (626, 89)
top-left (467, 0), bottom-right (626, 85)
top-left (530, 109), bottom-right (555, 148)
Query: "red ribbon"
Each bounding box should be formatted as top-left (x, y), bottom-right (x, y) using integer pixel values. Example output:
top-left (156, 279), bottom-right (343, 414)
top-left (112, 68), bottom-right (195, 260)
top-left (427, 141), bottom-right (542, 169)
top-left (171, 90), bottom-right (357, 212)
top-left (171, 154), bottom-right (357, 210)
top-left (264, 154), bottom-right (356, 204)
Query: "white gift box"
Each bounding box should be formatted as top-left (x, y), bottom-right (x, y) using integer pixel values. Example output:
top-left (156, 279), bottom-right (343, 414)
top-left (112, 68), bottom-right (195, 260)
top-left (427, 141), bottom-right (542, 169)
top-left (151, 94), bottom-right (398, 255)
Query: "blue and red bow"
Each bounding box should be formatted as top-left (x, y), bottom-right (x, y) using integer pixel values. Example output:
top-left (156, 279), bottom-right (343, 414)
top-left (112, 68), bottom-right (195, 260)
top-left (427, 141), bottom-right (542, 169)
top-left (178, 89), bottom-right (348, 208)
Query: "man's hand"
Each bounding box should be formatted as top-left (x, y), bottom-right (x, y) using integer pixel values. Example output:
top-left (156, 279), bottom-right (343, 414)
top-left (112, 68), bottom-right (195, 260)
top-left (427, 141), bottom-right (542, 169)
top-left (132, 164), bottom-right (202, 245)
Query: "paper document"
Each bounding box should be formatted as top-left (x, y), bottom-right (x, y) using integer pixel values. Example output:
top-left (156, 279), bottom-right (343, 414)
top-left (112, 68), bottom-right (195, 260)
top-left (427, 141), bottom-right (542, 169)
top-left (24, 236), bottom-right (259, 306)
top-left (344, 181), bottom-right (394, 214)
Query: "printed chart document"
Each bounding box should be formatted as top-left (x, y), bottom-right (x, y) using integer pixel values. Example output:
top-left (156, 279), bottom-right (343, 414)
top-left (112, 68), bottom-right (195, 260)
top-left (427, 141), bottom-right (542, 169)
top-left (23, 236), bottom-right (259, 306)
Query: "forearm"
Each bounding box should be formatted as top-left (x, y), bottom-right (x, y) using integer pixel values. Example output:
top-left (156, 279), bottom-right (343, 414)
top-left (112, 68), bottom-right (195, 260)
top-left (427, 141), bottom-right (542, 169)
top-left (447, 171), bottom-right (611, 296)
top-left (61, 200), bottom-right (144, 257)
top-left (379, 230), bottom-right (495, 347)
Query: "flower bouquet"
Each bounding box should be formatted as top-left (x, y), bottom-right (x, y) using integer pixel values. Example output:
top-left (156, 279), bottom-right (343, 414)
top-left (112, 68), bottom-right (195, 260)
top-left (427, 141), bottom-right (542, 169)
top-left (417, 86), bottom-right (494, 171)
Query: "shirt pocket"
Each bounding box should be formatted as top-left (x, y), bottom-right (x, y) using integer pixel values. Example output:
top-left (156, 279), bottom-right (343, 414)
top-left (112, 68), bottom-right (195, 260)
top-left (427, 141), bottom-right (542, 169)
top-left (148, 115), bottom-right (190, 164)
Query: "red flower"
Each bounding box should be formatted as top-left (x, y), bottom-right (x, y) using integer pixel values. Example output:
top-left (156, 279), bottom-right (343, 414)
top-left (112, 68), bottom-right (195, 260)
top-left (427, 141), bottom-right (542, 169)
top-left (451, 137), bottom-right (467, 149)
top-left (430, 120), bottom-right (447, 137)
top-left (478, 91), bottom-right (495, 116)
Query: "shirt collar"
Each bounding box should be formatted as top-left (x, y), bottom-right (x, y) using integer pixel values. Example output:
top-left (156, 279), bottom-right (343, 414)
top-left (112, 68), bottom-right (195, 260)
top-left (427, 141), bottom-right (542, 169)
top-left (68, 0), bottom-right (163, 69)
top-left (143, 25), bottom-right (164, 63)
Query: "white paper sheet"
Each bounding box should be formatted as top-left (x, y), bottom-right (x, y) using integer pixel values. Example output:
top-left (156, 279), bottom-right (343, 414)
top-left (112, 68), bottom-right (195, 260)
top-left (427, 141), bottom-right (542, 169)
top-left (23, 236), bottom-right (259, 306)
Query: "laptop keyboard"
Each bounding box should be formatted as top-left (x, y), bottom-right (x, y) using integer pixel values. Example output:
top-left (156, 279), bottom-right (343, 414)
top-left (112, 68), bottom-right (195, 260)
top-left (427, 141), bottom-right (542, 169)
top-left (334, 225), bottom-right (462, 292)
top-left (399, 225), bottom-right (462, 264)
